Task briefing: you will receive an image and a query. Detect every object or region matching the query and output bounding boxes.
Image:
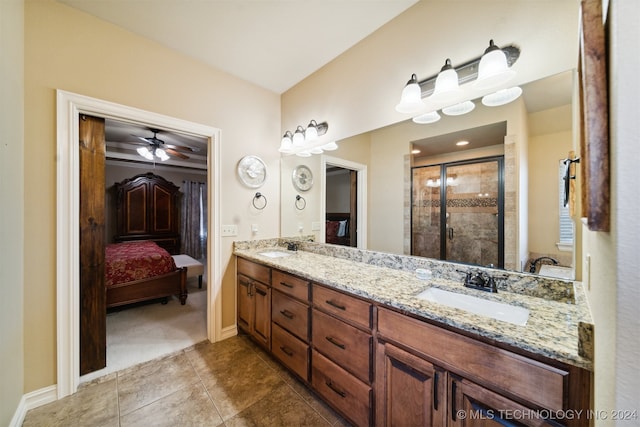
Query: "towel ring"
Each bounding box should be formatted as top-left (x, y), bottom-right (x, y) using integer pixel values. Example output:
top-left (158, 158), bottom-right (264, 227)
top-left (295, 194), bottom-right (306, 210)
top-left (252, 192), bottom-right (267, 210)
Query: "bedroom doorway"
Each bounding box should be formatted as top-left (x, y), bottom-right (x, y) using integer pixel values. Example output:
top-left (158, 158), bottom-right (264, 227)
top-left (57, 90), bottom-right (222, 397)
top-left (321, 156), bottom-right (367, 249)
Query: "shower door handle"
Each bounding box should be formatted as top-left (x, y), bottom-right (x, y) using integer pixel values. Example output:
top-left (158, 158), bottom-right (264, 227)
top-left (448, 227), bottom-right (454, 240)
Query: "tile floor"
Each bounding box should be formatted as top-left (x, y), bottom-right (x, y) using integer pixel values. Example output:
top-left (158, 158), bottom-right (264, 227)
top-left (23, 335), bottom-right (349, 427)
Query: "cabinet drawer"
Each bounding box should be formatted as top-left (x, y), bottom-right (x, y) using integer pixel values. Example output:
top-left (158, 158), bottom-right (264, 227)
top-left (377, 308), bottom-right (568, 412)
top-left (313, 284), bottom-right (372, 329)
top-left (272, 323), bottom-right (309, 381)
top-left (312, 350), bottom-right (371, 427)
top-left (312, 309), bottom-right (372, 383)
top-left (237, 257), bottom-right (271, 285)
top-left (272, 290), bottom-right (310, 342)
top-left (272, 270), bottom-right (309, 301)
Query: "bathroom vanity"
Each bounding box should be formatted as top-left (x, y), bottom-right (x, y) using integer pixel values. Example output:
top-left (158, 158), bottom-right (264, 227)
top-left (234, 240), bottom-right (592, 426)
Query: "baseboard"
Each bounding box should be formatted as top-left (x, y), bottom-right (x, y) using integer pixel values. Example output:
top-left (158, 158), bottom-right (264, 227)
top-left (9, 384), bottom-right (57, 427)
top-left (220, 324), bottom-right (238, 340)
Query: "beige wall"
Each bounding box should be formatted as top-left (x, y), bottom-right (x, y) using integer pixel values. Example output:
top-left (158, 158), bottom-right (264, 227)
top-left (24, 0), bottom-right (281, 392)
top-left (527, 105), bottom-right (573, 265)
top-left (1, 0), bottom-right (25, 424)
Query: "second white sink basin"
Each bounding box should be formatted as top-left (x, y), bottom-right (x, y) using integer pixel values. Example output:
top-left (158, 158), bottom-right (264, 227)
top-left (259, 251), bottom-right (293, 258)
top-left (417, 287), bottom-right (529, 326)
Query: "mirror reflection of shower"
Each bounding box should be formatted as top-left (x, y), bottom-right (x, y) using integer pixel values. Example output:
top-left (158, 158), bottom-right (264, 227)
top-left (411, 157), bottom-right (504, 268)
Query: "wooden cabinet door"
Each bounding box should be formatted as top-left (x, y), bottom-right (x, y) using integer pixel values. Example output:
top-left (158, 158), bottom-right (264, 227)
top-left (376, 341), bottom-right (446, 427)
top-left (252, 281), bottom-right (271, 348)
top-left (451, 376), bottom-right (557, 427)
top-left (237, 274), bottom-right (253, 332)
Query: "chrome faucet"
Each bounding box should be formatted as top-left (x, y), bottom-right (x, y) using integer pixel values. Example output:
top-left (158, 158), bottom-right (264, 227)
top-left (528, 256), bottom-right (558, 273)
top-left (463, 271), bottom-right (498, 293)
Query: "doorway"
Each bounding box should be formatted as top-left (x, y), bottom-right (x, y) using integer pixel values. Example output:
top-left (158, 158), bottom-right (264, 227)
top-left (321, 156), bottom-right (367, 249)
top-left (411, 156), bottom-right (504, 268)
top-left (56, 90), bottom-right (222, 397)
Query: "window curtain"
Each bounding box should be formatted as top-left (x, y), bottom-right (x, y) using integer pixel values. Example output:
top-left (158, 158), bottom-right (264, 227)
top-left (181, 181), bottom-right (207, 259)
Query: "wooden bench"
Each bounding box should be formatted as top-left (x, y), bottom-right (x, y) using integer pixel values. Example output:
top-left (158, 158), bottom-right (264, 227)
top-left (172, 255), bottom-right (205, 288)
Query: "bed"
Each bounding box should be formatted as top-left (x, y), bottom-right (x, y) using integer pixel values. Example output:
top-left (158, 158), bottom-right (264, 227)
top-left (108, 173), bottom-right (187, 308)
top-left (326, 212), bottom-right (352, 246)
top-left (105, 241), bottom-right (187, 308)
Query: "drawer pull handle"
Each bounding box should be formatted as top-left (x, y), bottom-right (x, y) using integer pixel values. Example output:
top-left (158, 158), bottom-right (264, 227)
top-left (326, 380), bottom-right (346, 398)
top-left (255, 287), bottom-right (267, 296)
top-left (325, 336), bottom-right (345, 349)
top-left (325, 300), bottom-right (346, 311)
top-left (279, 346), bottom-right (294, 357)
top-left (433, 371), bottom-right (439, 411)
top-left (280, 281), bottom-right (294, 288)
top-left (280, 309), bottom-right (294, 319)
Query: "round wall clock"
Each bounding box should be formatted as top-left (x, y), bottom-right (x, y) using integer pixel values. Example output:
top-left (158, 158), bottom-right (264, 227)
top-left (237, 155), bottom-right (267, 188)
top-left (292, 164), bottom-right (313, 192)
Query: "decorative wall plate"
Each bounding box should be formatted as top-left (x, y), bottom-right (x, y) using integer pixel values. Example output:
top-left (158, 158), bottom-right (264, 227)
top-left (292, 164), bottom-right (313, 192)
top-left (237, 155), bottom-right (267, 188)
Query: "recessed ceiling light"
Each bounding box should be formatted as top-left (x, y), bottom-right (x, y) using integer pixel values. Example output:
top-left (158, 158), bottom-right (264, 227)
top-left (456, 140), bottom-right (470, 146)
top-left (412, 149), bottom-right (421, 154)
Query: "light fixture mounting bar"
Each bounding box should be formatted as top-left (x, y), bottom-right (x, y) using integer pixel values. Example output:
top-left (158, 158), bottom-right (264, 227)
top-left (418, 45), bottom-right (520, 98)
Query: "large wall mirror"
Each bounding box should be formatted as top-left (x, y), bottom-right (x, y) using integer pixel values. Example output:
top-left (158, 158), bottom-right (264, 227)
top-left (281, 70), bottom-right (581, 280)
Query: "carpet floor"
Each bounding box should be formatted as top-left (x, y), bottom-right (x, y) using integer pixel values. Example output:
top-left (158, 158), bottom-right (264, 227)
top-left (80, 277), bottom-right (207, 383)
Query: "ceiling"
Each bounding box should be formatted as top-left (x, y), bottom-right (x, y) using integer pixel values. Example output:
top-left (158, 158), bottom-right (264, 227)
top-left (58, 0), bottom-right (419, 94)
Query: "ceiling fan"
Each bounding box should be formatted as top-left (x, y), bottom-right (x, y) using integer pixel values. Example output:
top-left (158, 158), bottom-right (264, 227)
top-left (131, 129), bottom-right (198, 161)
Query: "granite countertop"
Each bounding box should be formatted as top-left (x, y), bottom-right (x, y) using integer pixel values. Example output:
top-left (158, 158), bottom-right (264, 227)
top-left (234, 245), bottom-right (593, 371)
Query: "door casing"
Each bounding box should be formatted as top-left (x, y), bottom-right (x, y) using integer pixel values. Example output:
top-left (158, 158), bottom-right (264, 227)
top-left (56, 90), bottom-right (222, 398)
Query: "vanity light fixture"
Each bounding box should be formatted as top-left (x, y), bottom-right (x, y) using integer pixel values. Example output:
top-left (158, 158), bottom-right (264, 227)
top-left (279, 120), bottom-right (334, 157)
top-left (396, 40), bottom-right (521, 123)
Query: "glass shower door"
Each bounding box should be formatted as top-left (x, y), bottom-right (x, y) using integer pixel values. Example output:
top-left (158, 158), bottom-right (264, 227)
top-left (444, 159), bottom-right (503, 268)
top-left (411, 158), bottom-right (503, 268)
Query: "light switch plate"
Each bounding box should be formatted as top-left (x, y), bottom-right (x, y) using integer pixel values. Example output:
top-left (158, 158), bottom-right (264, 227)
top-left (221, 224), bottom-right (238, 236)
top-left (311, 221), bottom-right (321, 231)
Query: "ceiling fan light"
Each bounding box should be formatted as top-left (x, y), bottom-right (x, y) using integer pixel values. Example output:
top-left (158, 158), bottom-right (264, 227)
top-left (395, 74), bottom-right (425, 114)
top-left (442, 100), bottom-right (475, 116)
top-left (310, 146), bottom-right (324, 154)
top-left (412, 111), bottom-right (441, 124)
top-left (481, 86), bottom-right (523, 107)
top-left (474, 40), bottom-right (516, 90)
top-left (431, 59), bottom-right (462, 103)
top-left (155, 148), bottom-right (170, 161)
top-left (137, 146), bottom-right (154, 160)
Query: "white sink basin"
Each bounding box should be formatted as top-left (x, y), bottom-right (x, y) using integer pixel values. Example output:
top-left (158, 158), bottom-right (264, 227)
top-left (417, 287), bottom-right (529, 326)
top-left (259, 251), bottom-right (293, 258)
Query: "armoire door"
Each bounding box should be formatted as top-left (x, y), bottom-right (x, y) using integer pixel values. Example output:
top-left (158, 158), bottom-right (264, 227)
top-left (79, 114), bottom-right (107, 375)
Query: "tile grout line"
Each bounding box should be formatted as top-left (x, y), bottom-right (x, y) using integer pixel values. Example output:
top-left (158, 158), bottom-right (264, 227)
top-left (183, 345), bottom-right (226, 425)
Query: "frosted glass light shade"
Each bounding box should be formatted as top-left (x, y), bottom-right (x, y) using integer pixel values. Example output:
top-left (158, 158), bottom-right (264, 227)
top-left (322, 141), bottom-right (339, 151)
top-left (292, 126), bottom-right (305, 147)
top-left (395, 74), bottom-right (425, 114)
top-left (305, 120), bottom-right (318, 141)
top-left (279, 132), bottom-right (293, 153)
top-left (431, 59), bottom-right (462, 103)
top-left (442, 100), bottom-right (475, 116)
top-left (296, 151), bottom-right (312, 157)
top-left (137, 146), bottom-right (154, 160)
top-left (412, 111), bottom-right (441, 124)
top-left (474, 40), bottom-right (515, 90)
top-left (155, 148), bottom-right (170, 161)
top-left (482, 86), bottom-right (523, 107)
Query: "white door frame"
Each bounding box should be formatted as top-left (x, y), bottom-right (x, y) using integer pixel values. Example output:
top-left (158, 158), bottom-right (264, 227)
top-left (56, 90), bottom-right (222, 398)
top-left (320, 156), bottom-right (367, 249)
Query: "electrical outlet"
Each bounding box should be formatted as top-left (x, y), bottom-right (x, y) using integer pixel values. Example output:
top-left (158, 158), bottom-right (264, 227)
top-left (221, 224), bottom-right (237, 236)
top-left (251, 224), bottom-right (258, 233)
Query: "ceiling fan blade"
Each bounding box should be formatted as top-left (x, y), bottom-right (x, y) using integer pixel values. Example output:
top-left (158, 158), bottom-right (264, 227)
top-left (165, 144), bottom-right (200, 153)
top-left (166, 148), bottom-right (189, 160)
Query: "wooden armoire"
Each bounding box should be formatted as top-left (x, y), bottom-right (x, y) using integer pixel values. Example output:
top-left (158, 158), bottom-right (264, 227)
top-left (114, 172), bottom-right (181, 254)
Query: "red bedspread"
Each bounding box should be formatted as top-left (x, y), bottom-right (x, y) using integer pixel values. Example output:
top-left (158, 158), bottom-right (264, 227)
top-left (105, 241), bottom-right (176, 287)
